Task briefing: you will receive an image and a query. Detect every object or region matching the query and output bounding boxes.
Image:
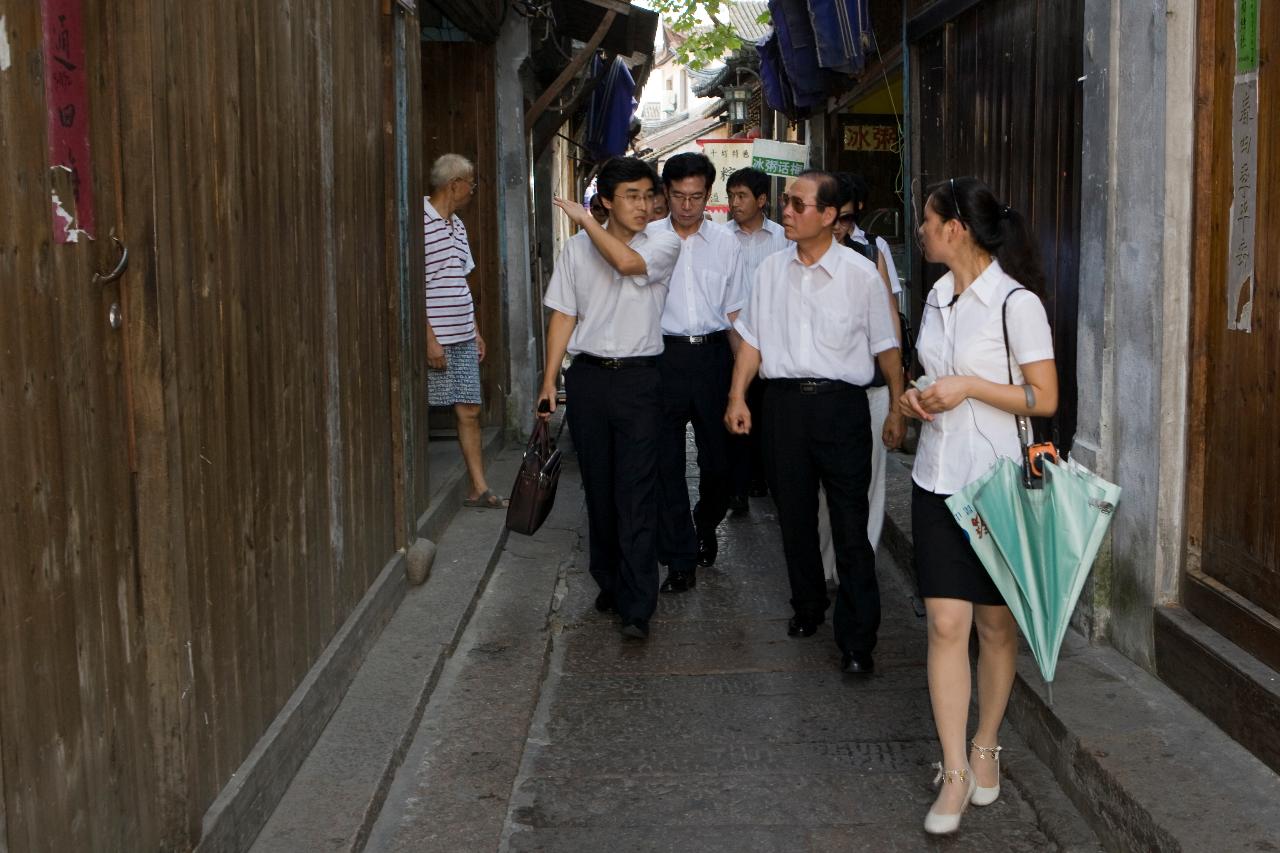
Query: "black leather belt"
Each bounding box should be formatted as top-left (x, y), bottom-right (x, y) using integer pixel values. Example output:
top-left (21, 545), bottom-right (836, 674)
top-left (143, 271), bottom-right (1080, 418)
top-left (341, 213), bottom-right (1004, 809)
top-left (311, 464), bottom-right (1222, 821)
top-left (662, 330), bottom-right (729, 346)
top-left (770, 378), bottom-right (863, 395)
top-left (574, 353), bottom-right (658, 369)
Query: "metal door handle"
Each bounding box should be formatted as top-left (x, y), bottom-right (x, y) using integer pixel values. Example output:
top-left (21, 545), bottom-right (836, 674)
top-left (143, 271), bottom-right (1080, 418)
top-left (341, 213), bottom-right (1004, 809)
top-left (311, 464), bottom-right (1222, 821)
top-left (93, 235), bottom-right (129, 285)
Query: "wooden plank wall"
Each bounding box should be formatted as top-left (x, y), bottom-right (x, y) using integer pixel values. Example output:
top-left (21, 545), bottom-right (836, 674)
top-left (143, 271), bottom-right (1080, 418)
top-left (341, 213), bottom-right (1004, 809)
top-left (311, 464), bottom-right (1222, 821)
top-left (1186, 0), bottom-right (1280, 639)
top-left (421, 40), bottom-right (506, 426)
top-left (0, 1), bottom-right (426, 848)
top-left (909, 0), bottom-right (1083, 450)
top-left (0, 3), bottom-right (159, 850)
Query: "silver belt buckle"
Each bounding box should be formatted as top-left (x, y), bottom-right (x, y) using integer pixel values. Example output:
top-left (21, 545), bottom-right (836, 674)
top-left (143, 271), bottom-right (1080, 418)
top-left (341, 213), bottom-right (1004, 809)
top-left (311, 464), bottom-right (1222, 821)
top-left (688, 334), bottom-right (705, 344)
top-left (799, 380), bottom-right (819, 394)
top-left (599, 357), bottom-right (622, 369)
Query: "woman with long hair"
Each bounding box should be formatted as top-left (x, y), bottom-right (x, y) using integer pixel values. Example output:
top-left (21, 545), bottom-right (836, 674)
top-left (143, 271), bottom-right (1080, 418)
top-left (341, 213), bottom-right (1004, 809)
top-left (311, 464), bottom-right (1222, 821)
top-left (897, 176), bottom-right (1058, 835)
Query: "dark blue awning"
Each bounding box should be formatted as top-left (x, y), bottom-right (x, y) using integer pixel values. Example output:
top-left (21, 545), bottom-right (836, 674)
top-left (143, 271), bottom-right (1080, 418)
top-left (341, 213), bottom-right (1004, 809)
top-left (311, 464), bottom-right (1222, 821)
top-left (585, 56), bottom-right (637, 160)
top-left (807, 0), bottom-right (870, 76)
top-left (758, 0), bottom-right (874, 118)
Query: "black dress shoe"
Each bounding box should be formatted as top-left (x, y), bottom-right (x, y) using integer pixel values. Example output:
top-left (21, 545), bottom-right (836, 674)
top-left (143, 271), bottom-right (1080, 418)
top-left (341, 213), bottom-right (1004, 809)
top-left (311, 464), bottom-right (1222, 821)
top-left (660, 572), bottom-right (696, 593)
top-left (841, 651), bottom-right (875, 675)
top-left (787, 615), bottom-right (821, 637)
top-left (728, 493), bottom-right (749, 516)
top-left (697, 531), bottom-right (718, 567)
top-left (620, 619), bottom-right (649, 640)
top-left (595, 589), bottom-right (617, 613)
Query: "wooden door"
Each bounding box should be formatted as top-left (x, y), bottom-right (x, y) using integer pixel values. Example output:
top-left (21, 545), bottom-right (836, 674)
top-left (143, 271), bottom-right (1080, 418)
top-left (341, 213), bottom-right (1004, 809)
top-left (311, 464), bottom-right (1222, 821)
top-left (0, 1), bottom-right (166, 849)
top-left (1186, 0), bottom-right (1280, 670)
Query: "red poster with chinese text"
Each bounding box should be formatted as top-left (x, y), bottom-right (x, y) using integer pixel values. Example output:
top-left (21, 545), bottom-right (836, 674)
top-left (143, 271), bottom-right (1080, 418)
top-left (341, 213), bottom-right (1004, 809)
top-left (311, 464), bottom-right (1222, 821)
top-left (41, 0), bottom-right (95, 242)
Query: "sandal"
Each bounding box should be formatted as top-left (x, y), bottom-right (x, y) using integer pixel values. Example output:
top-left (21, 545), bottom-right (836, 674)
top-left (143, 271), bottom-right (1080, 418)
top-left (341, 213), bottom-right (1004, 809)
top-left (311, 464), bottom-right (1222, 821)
top-left (463, 489), bottom-right (509, 509)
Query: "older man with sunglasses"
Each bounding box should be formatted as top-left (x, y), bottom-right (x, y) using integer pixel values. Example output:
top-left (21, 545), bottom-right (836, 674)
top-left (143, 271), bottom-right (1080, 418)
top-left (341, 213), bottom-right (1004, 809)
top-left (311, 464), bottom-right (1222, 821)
top-left (725, 170), bottom-right (906, 676)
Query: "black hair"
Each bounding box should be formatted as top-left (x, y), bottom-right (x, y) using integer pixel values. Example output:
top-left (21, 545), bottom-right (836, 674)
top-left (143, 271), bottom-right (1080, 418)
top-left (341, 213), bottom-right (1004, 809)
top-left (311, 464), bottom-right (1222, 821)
top-left (725, 167), bottom-right (770, 199)
top-left (662, 152), bottom-right (717, 191)
top-left (928, 176), bottom-right (1045, 294)
top-left (597, 157), bottom-right (660, 200)
top-left (797, 169), bottom-right (843, 211)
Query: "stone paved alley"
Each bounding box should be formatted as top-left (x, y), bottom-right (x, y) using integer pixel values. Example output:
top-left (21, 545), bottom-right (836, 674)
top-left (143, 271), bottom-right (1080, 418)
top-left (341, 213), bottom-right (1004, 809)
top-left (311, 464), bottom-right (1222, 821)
top-left (354, 430), bottom-right (1102, 853)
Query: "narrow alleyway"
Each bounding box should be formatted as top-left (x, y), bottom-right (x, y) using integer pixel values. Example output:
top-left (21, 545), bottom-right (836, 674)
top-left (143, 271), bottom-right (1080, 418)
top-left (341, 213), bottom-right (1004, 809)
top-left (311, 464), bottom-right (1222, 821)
top-left (358, 427), bottom-right (1099, 853)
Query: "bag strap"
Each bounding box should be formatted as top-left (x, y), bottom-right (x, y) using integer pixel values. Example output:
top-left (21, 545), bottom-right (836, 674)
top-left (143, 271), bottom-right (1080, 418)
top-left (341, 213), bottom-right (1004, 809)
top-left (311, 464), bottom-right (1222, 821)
top-left (1001, 287), bottom-right (1033, 451)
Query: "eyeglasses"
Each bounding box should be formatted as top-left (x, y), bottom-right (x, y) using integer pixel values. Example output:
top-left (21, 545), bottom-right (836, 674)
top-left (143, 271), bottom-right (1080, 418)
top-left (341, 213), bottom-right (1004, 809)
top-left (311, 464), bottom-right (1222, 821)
top-left (668, 192), bottom-right (706, 206)
top-left (454, 177), bottom-right (478, 191)
top-left (836, 212), bottom-right (858, 225)
top-left (614, 191), bottom-right (655, 204)
top-left (780, 193), bottom-right (827, 215)
top-left (949, 177), bottom-right (966, 229)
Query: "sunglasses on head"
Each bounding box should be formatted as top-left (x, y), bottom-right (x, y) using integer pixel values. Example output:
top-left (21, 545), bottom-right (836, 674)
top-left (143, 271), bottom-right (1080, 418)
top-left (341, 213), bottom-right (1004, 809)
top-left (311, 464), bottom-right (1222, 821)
top-left (949, 177), bottom-right (967, 229)
top-left (780, 193), bottom-right (828, 215)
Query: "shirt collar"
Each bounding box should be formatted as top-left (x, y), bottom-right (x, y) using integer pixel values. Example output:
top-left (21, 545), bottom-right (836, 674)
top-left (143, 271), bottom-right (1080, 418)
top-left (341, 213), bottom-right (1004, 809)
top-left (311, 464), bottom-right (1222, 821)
top-left (786, 237), bottom-right (842, 276)
top-left (967, 258), bottom-right (1006, 305)
top-left (424, 198), bottom-right (443, 222)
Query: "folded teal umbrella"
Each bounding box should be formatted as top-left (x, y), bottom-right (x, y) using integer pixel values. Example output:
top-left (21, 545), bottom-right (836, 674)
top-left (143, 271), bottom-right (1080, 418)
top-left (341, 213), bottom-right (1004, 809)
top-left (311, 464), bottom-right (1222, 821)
top-left (945, 456), bottom-right (1120, 704)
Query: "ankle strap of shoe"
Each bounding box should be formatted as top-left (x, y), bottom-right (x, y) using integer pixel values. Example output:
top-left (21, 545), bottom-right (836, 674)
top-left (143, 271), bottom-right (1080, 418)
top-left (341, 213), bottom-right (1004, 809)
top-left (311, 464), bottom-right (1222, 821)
top-left (931, 762), bottom-right (969, 785)
top-left (970, 741), bottom-right (1003, 760)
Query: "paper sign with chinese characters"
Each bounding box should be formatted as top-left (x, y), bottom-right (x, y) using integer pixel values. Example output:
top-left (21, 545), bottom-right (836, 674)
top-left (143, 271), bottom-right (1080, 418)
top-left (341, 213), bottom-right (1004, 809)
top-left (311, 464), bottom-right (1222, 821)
top-left (751, 139), bottom-right (808, 178)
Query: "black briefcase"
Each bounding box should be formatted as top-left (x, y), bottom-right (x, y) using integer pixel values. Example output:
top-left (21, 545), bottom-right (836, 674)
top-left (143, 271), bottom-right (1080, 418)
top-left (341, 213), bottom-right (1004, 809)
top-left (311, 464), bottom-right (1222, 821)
top-left (505, 417), bottom-right (562, 536)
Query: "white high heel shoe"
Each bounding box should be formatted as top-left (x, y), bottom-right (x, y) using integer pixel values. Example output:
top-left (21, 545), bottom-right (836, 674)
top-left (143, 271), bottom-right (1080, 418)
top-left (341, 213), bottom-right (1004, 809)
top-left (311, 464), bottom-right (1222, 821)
top-left (924, 763), bottom-right (976, 835)
top-left (969, 741), bottom-right (1003, 806)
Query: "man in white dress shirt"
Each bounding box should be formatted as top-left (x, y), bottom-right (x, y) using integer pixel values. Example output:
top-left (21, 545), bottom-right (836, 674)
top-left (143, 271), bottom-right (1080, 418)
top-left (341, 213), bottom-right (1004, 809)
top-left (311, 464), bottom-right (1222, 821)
top-left (538, 157), bottom-right (682, 640)
top-left (724, 167), bottom-right (792, 510)
top-left (648, 153), bottom-right (747, 592)
top-left (726, 170), bottom-right (906, 675)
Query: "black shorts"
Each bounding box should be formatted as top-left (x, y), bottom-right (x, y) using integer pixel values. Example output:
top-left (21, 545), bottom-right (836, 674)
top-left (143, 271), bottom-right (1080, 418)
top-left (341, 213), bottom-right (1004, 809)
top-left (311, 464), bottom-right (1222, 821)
top-left (911, 482), bottom-right (1006, 606)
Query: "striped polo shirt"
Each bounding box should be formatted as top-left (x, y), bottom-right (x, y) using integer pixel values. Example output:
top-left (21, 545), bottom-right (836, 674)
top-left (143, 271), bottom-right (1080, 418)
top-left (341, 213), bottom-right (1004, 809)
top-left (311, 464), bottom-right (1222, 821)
top-left (423, 197), bottom-right (477, 345)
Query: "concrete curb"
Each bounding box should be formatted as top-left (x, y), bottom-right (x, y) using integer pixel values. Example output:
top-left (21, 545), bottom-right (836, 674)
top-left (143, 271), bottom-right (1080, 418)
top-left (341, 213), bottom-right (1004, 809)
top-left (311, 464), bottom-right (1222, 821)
top-left (199, 430), bottom-right (505, 853)
top-left (880, 453), bottom-right (1280, 853)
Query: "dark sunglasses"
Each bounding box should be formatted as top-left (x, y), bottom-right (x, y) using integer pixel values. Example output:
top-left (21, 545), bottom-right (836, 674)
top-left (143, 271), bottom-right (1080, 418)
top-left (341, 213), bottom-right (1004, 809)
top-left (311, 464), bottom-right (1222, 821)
top-left (780, 193), bottom-right (828, 215)
top-left (836, 212), bottom-right (858, 225)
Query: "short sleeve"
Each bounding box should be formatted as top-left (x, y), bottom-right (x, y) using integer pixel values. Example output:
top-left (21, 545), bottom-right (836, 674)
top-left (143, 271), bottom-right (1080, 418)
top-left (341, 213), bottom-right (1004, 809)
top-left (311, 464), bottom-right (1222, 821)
top-left (457, 218), bottom-right (476, 276)
top-left (732, 264), bottom-right (764, 350)
top-left (634, 230), bottom-right (681, 287)
top-left (543, 242), bottom-right (578, 317)
top-left (876, 236), bottom-right (901, 295)
top-left (864, 266), bottom-right (897, 355)
top-left (1005, 290), bottom-right (1055, 365)
top-left (721, 241), bottom-right (748, 315)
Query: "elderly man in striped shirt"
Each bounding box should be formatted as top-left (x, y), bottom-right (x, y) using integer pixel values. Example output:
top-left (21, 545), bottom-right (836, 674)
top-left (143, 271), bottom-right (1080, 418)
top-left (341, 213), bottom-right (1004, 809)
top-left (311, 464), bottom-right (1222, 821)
top-left (424, 153), bottom-right (506, 509)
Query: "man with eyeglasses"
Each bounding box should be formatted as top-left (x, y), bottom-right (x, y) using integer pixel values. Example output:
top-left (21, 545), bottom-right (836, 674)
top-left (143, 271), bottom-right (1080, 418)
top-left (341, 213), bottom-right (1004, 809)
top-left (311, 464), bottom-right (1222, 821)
top-left (538, 157), bottom-right (682, 641)
top-left (424, 153), bottom-right (506, 510)
top-left (647, 152), bottom-right (748, 594)
top-left (726, 170), bottom-right (906, 676)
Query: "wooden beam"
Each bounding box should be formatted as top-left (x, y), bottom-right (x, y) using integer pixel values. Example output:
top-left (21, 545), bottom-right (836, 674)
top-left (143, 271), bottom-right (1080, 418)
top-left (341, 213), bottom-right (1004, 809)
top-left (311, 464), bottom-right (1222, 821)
top-left (525, 10), bottom-right (617, 132)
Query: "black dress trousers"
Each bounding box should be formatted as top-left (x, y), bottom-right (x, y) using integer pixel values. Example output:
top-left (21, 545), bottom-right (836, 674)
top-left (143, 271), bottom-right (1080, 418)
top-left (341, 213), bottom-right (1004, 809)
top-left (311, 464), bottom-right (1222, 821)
top-left (656, 334), bottom-right (734, 573)
top-left (564, 360), bottom-right (662, 624)
top-left (731, 376), bottom-right (769, 496)
top-left (763, 381), bottom-right (881, 655)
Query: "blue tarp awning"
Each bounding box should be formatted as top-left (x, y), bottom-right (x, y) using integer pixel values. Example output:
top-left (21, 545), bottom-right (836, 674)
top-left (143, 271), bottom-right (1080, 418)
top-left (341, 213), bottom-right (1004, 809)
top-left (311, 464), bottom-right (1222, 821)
top-left (758, 0), bottom-right (872, 118)
top-left (585, 56), bottom-right (637, 160)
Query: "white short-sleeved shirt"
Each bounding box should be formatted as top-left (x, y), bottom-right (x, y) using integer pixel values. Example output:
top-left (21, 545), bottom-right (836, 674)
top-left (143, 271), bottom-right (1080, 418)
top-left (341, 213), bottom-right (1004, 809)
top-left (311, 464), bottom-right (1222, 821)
top-left (648, 217), bottom-right (747, 336)
top-left (543, 224), bottom-right (682, 358)
top-left (733, 239), bottom-right (898, 386)
top-left (726, 217), bottom-right (792, 293)
top-left (911, 259), bottom-right (1056, 495)
top-left (852, 226), bottom-right (901, 295)
top-left (423, 198), bottom-right (477, 345)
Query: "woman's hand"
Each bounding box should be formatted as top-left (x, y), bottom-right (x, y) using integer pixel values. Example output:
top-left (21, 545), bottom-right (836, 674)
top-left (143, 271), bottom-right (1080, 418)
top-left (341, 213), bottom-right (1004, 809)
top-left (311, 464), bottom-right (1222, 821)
top-left (897, 388), bottom-right (933, 422)
top-left (918, 376), bottom-right (971, 415)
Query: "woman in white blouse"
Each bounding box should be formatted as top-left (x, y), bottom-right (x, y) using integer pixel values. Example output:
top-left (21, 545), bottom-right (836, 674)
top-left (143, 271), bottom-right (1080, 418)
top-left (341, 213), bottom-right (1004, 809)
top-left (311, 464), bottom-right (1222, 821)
top-left (897, 177), bottom-right (1058, 836)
